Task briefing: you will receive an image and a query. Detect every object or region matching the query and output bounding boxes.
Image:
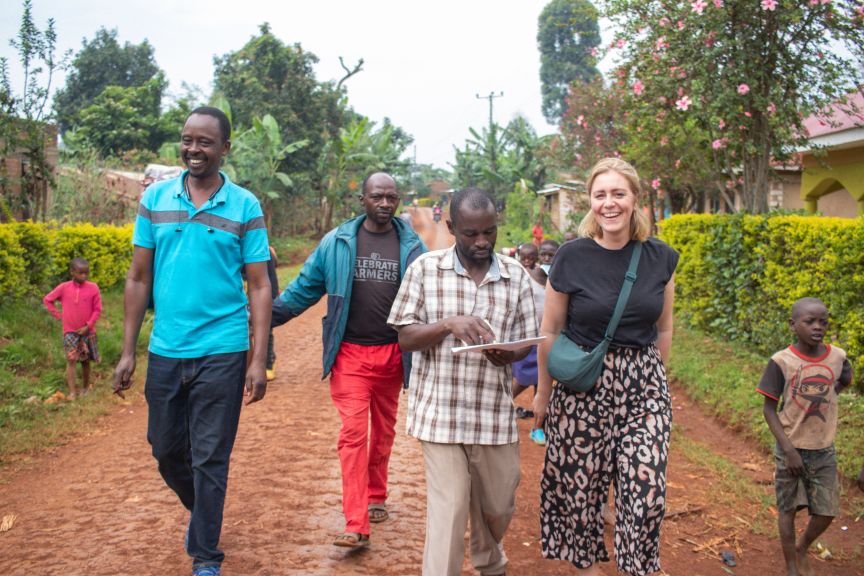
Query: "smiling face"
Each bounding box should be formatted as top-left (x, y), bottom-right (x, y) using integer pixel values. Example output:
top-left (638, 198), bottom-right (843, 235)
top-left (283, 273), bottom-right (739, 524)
top-left (360, 173), bottom-right (400, 231)
top-left (180, 113), bottom-right (230, 180)
top-left (448, 204), bottom-right (498, 268)
top-left (589, 170), bottom-right (637, 243)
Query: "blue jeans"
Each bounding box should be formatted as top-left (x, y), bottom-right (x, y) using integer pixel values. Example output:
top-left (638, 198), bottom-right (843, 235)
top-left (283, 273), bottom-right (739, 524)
top-left (145, 351), bottom-right (246, 567)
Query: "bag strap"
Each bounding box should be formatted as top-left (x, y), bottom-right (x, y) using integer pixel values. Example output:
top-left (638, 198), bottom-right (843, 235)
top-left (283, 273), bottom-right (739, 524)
top-left (603, 241), bottom-right (642, 341)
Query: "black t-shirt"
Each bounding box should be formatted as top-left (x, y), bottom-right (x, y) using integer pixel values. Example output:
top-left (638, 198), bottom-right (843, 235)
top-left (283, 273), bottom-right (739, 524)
top-left (548, 237), bottom-right (678, 349)
top-left (342, 226), bottom-right (401, 345)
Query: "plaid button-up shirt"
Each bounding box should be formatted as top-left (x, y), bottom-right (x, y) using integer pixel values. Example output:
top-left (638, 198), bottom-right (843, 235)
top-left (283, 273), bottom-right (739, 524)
top-left (387, 246), bottom-right (538, 445)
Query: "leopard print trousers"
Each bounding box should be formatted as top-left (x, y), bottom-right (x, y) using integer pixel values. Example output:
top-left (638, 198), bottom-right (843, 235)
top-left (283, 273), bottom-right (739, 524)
top-left (540, 344), bottom-right (671, 576)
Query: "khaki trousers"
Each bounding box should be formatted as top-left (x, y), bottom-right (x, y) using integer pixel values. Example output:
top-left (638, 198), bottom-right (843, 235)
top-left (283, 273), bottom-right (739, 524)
top-left (421, 441), bottom-right (520, 576)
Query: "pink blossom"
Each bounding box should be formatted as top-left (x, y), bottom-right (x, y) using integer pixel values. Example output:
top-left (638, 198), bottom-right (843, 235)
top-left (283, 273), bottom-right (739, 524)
top-left (676, 95), bottom-right (692, 111)
top-left (659, 17), bottom-right (670, 27)
top-left (633, 80), bottom-right (644, 96)
top-left (767, 102), bottom-right (776, 114)
top-left (617, 38), bottom-right (626, 48)
top-left (705, 31), bottom-right (717, 47)
top-left (737, 83), bottom-right (750, 95)
top-left (652, 178), bottom-right (661, 189)
top-left (656, 37), bottom-right (668, 51)
top-left (675, 159), bottom-right (682, 169)
top-left (590, 47), bottom-right (598, 57)
top-left (691, 0), bottom-right (708, 14)
top-left (761, 0), bottom-right (777, 10)
top-left (809, 0), bottom-right (819, 4)
top-left (718, 118), bottom-right (726, 129)
top-left (744, 111), bottom-right (752, 117)
top-left (677, 20), bottom-right (685, 30)
top-left (713, 0), bottom-right (723, 6)
top-left (712, 139), bottom-right (726, 149)
top-left (660, 136), bottom-right (669, 146)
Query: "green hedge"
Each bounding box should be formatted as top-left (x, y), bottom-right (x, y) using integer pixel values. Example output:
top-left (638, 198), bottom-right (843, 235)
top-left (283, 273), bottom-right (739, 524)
top-left (0, 222), bottom-right (133, 297)
top-left (659, 214), bottom-right (864, 391)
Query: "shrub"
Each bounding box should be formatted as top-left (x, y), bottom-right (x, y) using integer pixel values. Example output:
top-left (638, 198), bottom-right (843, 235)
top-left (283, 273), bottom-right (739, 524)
top-left (0, 226), bottom-right (27, 297)
top-left (8, 221), bottom-right (56, 294)
top-left (0, 222), bottom-right (134, 297)
top-left (52, 223), bottom-right (133, 289)
top-left (659, 214), bottom-right (864, 391)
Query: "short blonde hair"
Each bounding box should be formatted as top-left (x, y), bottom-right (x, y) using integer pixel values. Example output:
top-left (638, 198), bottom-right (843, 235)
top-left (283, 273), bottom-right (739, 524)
top-left (577, 157), bottom-right (651, 241)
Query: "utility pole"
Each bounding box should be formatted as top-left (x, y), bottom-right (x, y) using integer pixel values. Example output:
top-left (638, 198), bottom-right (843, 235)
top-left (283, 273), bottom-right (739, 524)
top-left (476, 91), bottom-right (503, 198)
top-left (476, 91), bottom-right (504, 131)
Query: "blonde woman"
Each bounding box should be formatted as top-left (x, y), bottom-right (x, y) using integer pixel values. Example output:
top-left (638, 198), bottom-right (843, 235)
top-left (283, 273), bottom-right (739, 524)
top-left (533, 158), bottom-right (678, 576)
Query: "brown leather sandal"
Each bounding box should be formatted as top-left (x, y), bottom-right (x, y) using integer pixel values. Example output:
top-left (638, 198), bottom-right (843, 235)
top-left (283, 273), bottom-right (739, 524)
top-left (333, 532), bottom-right (370, 548)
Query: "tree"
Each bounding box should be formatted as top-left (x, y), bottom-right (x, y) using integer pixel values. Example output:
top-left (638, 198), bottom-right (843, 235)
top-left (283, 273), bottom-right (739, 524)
top-left (0, 0), bottom-right (66, 221)
top-left (557, 78), bottom-right (626, 175)
top-left (53, 27), bottom-right (162, 135)
top-left (316, 116), bottom-right (413, 231)
top-left (603, 0), bottom-right (864, 213)
top-left (227, 114), bottom-right (308, 230)
top-left (66, 75), bottom-right (168, 156)
top-left (212, 23), bottom-right (345, 176)
top-left (538, 0), bottom-right (602, 124)
top-left (451, 117), bottom-right (552, 205)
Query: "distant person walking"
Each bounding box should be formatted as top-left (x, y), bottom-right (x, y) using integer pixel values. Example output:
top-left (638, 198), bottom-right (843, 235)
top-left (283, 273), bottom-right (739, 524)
top-left (535, 158), bottom-right (678, 575)
top-left (271, 172), bottom-right (426, 548)
top-left (113, 106), bottom-right (272, 576)
top-left (43, 257), bottom-right (102, 399)
top-left (388, 187), bottom-right (538, 576)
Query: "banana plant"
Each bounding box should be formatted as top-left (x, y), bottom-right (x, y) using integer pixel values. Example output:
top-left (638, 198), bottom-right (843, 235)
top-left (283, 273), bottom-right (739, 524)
top-left (228, 113), bottom-right (308, 229)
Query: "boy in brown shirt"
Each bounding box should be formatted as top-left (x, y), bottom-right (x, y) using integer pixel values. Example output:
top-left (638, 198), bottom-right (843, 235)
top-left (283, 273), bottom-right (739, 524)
top-left (757, 297), bottom-right (852, 576)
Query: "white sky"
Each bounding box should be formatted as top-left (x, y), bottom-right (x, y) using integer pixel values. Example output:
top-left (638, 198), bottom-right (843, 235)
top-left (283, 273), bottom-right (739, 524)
top-left (0, 0), bottom-right (610, 169)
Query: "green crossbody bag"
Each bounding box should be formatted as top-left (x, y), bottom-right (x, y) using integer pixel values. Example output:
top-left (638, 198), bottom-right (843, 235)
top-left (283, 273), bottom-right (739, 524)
top-left (547, 241), bottom-right (642, 393)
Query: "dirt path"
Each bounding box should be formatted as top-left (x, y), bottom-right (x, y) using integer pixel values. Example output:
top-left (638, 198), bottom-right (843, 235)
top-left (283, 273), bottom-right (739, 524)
top-left (0, 209), bottom-right (861, 575)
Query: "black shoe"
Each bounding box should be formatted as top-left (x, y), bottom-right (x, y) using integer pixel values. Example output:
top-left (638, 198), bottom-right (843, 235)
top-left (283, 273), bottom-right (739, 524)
top-left (515, 407), bottom-right (534, 419)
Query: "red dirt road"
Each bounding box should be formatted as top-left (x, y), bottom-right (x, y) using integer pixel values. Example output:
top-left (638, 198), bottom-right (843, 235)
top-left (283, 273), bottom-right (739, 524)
top-left (0, 207), bottom-right (861, 575)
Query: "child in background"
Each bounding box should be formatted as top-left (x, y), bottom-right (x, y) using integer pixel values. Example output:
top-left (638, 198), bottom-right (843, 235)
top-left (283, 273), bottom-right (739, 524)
top-left (757, 297), bottom-right (852, 576)
top-left (514, 242), bottom-right (555, 445)
top-left (43, 258), bottom-right (102, 399)
top-left (538, 239), bottom-right (559, 275)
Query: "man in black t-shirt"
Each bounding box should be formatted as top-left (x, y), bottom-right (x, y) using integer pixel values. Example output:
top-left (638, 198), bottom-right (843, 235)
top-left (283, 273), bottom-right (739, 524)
top-left (271, 172), bottom-right (426, 548)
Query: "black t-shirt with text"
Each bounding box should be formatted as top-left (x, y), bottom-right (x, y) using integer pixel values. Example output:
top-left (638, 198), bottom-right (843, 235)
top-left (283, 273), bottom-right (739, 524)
top-left (548, 237), bottom-right (678, 349)
top-left (342, 225), bottom-right (401, 345)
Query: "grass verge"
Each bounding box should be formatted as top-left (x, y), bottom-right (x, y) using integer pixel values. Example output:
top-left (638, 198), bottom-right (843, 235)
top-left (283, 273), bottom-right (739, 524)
top-left (0, 287), bottom-right (151, 464)
top-left (669, 320), bottom-right (864, 481)
top-left (672, 426), bottom-right (776, 535)
top-left (0, 235), bottom-right (315, 467)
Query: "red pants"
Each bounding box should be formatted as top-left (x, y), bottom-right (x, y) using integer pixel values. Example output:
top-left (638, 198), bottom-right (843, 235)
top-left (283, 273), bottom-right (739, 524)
top-left (330, 341), bottom-right (403, 534)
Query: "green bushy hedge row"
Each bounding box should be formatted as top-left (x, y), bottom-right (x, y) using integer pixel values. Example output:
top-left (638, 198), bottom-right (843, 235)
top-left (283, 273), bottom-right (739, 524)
top-left (0, 222), bottom-right (133, 297)
top-left (659, 214), bottom-right (864, 391)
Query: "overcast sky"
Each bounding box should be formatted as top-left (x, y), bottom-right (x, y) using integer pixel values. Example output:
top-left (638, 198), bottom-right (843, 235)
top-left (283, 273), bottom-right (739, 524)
top-left (0, 0), bottom-right (614, 169)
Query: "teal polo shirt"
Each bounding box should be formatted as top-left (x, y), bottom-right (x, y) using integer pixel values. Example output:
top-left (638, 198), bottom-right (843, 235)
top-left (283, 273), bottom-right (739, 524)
top-left (133, 171), bottom-right (270, 358)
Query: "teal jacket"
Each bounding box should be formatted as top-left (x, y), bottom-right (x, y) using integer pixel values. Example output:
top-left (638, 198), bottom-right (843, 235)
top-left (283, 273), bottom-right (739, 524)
top-left (272, 215), bottom-right (426, 381)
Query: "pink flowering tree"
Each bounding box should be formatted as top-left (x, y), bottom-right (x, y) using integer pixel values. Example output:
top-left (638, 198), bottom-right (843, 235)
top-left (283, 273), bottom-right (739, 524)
top-left (602, 0), bottom-right (864, 212)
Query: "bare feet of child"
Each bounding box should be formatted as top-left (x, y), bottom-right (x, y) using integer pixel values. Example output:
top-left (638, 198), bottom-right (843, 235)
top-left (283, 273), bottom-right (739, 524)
top-left (796, 546), bottom-right (814, 576)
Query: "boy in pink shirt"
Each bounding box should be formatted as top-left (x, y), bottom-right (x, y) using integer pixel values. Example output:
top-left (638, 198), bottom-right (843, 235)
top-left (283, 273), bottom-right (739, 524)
top-left (43, 258), bottom-right (102, 398)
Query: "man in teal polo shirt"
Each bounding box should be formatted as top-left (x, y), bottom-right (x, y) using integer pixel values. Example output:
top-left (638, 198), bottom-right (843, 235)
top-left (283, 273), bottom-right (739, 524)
top-left (113, 107), bottom-right (272, 576)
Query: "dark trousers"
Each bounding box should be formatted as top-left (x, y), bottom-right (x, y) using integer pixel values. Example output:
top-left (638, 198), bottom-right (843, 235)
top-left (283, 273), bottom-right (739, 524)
top-left (145, 351), bottom-right (246, 567)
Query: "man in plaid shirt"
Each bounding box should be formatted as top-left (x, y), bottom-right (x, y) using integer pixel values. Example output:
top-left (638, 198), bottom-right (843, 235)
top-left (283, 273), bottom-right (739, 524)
top-left (388, 187), bottom-right (538, 576)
